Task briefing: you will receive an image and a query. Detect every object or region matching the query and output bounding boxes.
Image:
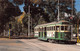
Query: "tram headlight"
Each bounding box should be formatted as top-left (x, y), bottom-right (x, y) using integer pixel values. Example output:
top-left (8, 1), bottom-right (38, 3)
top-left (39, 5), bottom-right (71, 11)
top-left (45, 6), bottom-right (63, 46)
top-left (73, 34), bottom-right (76, 37)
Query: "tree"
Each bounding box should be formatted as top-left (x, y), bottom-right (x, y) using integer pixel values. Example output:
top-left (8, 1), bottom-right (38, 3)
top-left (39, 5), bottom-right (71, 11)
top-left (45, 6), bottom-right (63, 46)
top-left (11, 0), bottom-right (76, 21)
top-left (11, 0), bottom-right (76, 33)
top-left (0, 0), bottom-right (21, 34)
top-left (13, 0), bottom-right (24, 5)
top-left (77, 11), bottom-right (80, 18)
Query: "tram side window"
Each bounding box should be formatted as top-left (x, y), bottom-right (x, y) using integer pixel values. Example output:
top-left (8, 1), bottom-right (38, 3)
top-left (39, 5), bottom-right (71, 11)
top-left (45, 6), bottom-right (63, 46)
top-left (43, 28), bottom-right (44, 31)
top-left (50, 27), bottom-right (51, 30)
top-left (49, 27), bottom-right (50, 31)
top-left (48, 27), bottom-right (51, 31)
top-left (47, 27), bottom-right (49, 31)
top-left (51, 27), bottom-right (53, 30)
top-left (40, 28), bottom-right (41, 31)
top-left (42, 28), bottom-right (43, 31)
top-left (37, 28), bottom-right (38, 31)
top-left (41, 28), bottom-right (42, 31)
top-left (47, 27), bottom-right (48, 31)
top-left (35, 29), bottom-right (36, 31)
top-left (56, 26), bottom-right (59, 30)
top-left (48, 27), bottom-right (50, 31)
top-left (49, 27), bottom-right (51, 31)
top-left (35, 29), bottom-right (37, 31)
top-left (34, 29), bottom-right (35, 31)
top-left (45, 27), bottom-right (46, 31)
top-left (37, 28), bottom-right (39, 31)
top-left (52, 27), bottom-right (53, 30)
top-left (50, 27), bottom-right (52, 30)
top-left (39, 28), bottom-right (40, 31)
top-left (65, 26), bottom-right (68, 31)
top-left (54, 26), bottom-right (55, 30)
top-left (61, 26), bottom-right (64, 30)
top-left (46, 27), bottom-right (47, 31)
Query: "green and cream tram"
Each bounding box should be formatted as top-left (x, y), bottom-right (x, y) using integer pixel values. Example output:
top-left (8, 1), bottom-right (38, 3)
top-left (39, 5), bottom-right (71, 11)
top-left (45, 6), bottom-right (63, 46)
top-left (34, 20), bottom-right (76, 43)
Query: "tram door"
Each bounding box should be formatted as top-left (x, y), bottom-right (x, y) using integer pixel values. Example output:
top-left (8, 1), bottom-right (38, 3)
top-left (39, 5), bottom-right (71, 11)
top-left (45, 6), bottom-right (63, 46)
top-left (77, 26), bottom-right (80, 43)
top-left (44, 27), bottom-right (47, 38)
top-left (79, 29), bottom-right (80, 41)
top-left (39, 28), bottom-right (41, 37)
top-left (55, 26), bottom-right (60, 38)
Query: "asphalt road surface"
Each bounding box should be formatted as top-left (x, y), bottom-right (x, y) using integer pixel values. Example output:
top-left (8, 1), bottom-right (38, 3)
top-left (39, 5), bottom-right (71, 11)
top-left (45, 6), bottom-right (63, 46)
top-left (0, 38), bottom-right (80, 51)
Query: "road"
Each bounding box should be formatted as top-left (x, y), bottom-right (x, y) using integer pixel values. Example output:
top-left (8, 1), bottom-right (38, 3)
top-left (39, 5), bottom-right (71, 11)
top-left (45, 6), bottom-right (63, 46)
top-left (0, 38), bottom-right (80, 51)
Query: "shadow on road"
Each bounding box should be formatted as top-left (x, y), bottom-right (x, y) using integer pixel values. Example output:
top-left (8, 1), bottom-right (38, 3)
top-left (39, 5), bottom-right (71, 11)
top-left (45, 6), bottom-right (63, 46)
top-left (38, 39), bottom-right (77, 45)
top-left (0, 36), bottom-right (37, 39)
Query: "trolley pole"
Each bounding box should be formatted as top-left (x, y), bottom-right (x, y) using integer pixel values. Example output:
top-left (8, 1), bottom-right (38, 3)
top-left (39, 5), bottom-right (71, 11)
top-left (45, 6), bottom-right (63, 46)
top-left (28, 5), bottom-right (31, 37)
top-left (58, 0), bottom-right (60, 21)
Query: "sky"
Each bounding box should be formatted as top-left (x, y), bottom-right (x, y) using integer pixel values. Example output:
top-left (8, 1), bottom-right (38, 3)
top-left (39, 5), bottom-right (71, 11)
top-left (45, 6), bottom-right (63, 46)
top-left (19, 0), bottom-right (80, 12)
top-left (75, 0), bottom-right (80, 12)
top-left (19, 3), bottom-right (25, 12)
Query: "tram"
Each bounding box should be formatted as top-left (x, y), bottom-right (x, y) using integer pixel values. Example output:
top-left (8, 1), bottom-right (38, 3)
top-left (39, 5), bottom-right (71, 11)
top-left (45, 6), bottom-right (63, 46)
top-left (77, 25), bottom-right (80, 43)
top-left (34, 20), bottom-right (77, 43)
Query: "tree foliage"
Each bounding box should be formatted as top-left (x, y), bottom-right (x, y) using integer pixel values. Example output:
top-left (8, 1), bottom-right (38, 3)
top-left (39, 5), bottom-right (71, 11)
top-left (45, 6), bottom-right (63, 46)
top-left (77, 11), bottom-right (80, 18)
top-left (0, 0), bottom-right (76, 34)
top-left (13, 0), bottom-right (24, 5)
top-left (24, 0), bottom-right (76, 24)
top-left (10, 0), bottom-right (76, 33)
top-left (0, 0), bottom-right (21, 33)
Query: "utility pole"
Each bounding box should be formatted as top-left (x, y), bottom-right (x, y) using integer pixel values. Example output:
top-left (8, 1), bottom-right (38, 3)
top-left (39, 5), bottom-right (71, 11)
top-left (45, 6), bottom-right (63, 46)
top-left (28, 5), bottom-right (31, 37)
top-left (72, 0), bottom-right (73, 17)
top-left (9, 23), bottom-right (11, 39)
top-left (4, 25), bottom-right (5, 36)
top-left (31, 17), bottom-right (32, 36)
top-left (58, 0), bottom-right (60, 21)
top-left (70, 0), bottom-right (75, 42)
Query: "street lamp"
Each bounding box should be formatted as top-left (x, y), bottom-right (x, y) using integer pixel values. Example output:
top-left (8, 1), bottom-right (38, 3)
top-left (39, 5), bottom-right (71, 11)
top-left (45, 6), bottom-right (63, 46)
top-left (72, 0), bottom-right (73, 17)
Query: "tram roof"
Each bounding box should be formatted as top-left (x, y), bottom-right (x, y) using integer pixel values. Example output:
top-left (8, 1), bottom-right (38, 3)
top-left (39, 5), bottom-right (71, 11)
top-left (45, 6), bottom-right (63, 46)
top-left (35, 20), bottom-right (70, 28)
